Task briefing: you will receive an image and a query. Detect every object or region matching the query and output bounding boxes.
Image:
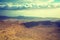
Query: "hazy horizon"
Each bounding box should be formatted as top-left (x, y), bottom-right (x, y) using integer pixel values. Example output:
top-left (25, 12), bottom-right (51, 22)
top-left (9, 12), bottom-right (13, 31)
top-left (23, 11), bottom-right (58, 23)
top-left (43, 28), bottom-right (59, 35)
top-left (0, 8), bottom-right (60, 18)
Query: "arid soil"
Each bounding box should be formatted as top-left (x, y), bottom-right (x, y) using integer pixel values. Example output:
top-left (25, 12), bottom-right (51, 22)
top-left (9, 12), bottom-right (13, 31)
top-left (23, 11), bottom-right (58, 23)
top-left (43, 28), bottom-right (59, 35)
top-left (0, 21), bottom-right (60, 40)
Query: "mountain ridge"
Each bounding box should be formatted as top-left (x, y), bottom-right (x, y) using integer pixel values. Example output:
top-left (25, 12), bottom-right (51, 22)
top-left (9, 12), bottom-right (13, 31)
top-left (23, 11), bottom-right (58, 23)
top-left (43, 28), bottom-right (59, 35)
top-left (0, 16), bottom-right (60, 21)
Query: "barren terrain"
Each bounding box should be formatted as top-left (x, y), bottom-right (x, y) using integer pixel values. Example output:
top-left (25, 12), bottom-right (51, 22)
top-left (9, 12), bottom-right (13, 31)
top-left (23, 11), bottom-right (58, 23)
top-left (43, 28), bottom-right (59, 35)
top-left (0, 20), bottom-right (60, 40)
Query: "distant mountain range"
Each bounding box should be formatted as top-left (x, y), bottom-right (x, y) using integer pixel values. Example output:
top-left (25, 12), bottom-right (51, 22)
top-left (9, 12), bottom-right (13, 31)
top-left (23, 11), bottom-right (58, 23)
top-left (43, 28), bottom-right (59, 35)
top-left (0, 16), bottom-right (39, 20)
top-left (0, 16), bottom-right (60, 21)
top-left (0, 16), bottom-right (60, 27)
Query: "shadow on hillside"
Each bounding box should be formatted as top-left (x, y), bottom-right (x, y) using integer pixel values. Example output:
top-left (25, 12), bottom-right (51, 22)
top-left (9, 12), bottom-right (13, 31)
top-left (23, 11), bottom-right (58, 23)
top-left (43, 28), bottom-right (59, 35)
top-left (21, 21), bottom-right (60, 28)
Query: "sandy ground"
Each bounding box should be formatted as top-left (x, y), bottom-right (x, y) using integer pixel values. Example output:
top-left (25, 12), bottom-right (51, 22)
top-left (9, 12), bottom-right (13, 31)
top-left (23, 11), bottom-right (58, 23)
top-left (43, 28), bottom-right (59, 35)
top-left (0, 21), bottom-right (60, 40)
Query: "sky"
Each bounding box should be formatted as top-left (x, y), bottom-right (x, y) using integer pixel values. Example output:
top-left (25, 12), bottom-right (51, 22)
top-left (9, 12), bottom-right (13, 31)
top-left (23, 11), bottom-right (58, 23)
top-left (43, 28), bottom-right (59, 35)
top-left (0, 0), bottom-right (60, 18)
top-left (0, 0), bottom-right (60, 2)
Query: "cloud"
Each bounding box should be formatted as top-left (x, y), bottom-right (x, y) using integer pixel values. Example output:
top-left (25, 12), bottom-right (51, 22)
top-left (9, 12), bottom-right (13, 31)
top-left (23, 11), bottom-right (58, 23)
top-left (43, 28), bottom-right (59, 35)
top-left (48, 0), bottom-right (54, 2)
top-left (0, 5), bottom-right (6, 8)
top-left (0, 1), bottom-right (60, 10)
